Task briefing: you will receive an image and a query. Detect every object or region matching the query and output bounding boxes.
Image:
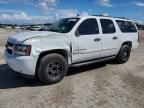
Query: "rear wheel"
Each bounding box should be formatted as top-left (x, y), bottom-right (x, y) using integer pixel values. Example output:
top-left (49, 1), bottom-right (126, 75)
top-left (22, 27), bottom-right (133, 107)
top-left (37, 53), bottom-right (68, 84)
top-left (115, 45), bottom-right (131, 64)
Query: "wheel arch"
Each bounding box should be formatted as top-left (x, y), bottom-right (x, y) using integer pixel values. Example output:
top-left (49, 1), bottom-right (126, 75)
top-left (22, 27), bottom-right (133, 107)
top-left (122, 41), bottom-right (132, 49)
top-left (35, 49), bottom-right (70, 75)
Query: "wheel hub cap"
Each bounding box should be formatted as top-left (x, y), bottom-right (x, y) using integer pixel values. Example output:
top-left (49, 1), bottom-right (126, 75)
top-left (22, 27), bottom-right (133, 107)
top-left (46, 61), bottom-right (63, 80)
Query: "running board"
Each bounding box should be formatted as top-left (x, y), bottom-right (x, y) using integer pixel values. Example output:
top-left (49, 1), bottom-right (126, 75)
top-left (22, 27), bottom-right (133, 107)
top-left (71, 56), bottom-right (116, 67)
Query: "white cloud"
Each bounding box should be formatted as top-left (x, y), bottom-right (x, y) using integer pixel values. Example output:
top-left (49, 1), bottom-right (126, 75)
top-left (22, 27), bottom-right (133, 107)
top-left (136, 20), bottom-right (144, 24)
top-left (55, 9), bottom-right (78, 19)
top-left (134, 2), bottom-right (144, 7)
top-left (0, 10), bottom-right (56, 24)
top-left (96, 0), bottom-right (113, 7)
top-left (0, 0), bottom-right (79, 20)
top-left (127, 12), bottom-right (144, 24)
top-left (0, 0), bottom-right (34, 5)
top-left (36, 0), bottom-right (59, 15)
top-left (101, 13), bottom-right (109, 16)
top-left (0, 10), bottom-right (31, 21)
top-left (0, 0), bottom-right (88, 24)
top-left (36, 0), bottom-right (79, 20)
top-left (0, 0), bottom-right (58, 13)
top-left (0, 1), bottom-right (7, 4)
top-left (81, 12), bottom-right (89, 16)
top-left (0, 9), bottom-right (79, 24)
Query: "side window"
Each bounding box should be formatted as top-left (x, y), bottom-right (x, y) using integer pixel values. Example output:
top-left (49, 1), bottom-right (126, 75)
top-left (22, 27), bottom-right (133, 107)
top-left (116, 20), bottom-right (137, 33)
top-left (77, 18), bottom-right (99, 35)
top-left (100, 19), bottom-right (116, 34)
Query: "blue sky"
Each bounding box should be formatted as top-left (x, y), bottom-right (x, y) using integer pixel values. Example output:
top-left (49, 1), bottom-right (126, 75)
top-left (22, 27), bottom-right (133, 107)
top-left (0, 0), bottom-right (144, 24)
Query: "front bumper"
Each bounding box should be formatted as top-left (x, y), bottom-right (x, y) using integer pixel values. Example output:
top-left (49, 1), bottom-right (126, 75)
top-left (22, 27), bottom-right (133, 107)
top-left (4, 50), bottom-right (37, 76)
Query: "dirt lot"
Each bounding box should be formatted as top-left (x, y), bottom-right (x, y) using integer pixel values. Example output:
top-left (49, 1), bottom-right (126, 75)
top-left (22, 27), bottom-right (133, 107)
top-left (0, 29), bottom-right (144, 108)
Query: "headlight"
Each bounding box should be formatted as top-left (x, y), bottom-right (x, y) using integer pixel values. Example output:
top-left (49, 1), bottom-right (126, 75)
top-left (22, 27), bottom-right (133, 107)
top-left (14, 44), bottom-right (31, 56)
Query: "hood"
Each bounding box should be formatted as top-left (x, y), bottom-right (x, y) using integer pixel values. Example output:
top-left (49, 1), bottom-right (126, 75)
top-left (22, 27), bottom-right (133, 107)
top-left (8, 31), bottom-right (67, 43)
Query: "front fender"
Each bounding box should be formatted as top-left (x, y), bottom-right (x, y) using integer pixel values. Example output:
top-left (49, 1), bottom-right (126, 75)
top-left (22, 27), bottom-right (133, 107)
top-left (24, 37), bottom-right (72, 64)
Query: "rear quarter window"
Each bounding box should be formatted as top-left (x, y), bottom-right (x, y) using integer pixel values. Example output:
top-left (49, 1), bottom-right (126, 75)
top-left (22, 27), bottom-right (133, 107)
top-left (116, 20), bottom-right (137, 33)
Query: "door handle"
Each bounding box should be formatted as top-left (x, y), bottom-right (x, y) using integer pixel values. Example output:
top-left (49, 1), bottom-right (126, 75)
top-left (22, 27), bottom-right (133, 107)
top-left (94, 38), bottom-right (101, 42)
top-left (112, 36), bottom-right (118, 40)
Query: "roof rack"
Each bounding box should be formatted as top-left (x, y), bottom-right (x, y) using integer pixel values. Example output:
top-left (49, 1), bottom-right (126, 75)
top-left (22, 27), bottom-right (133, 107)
top-left (91, 15), bottom-right (129, 20)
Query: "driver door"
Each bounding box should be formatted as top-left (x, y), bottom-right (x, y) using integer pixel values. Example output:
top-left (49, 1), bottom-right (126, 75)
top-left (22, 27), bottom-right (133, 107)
top-left (72, 18), bottom-right (102, 63)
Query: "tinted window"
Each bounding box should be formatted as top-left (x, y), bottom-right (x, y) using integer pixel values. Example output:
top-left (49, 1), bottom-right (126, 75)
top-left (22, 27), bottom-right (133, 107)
top-left (116, 20), bottom-right (137, 33)
top-left (77, 18), bottom-right (99, 35)
top-left (100, 19), bottom-right (116, 34)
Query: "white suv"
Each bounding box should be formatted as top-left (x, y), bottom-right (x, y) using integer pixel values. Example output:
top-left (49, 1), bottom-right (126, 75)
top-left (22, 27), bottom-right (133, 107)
top-left (4, 15), bottom-right (139, 84)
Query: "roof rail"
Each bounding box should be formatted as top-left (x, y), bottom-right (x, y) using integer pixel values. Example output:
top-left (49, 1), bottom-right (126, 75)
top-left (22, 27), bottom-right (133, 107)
top-left (114, 17), bottom-right (130, 20)
top-left (91, 15), bottom-right (129, 20)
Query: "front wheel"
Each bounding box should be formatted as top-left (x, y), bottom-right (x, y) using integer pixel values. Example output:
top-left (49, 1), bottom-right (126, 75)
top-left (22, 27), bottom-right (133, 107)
top-left (115, 45), bottom-right (131, 64)
top-left (37, 53), bottom-right (68, 84)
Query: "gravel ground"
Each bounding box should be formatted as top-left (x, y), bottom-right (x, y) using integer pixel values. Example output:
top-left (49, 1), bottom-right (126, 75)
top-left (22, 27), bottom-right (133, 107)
top-left (0, 29), bottom-right (144, 108)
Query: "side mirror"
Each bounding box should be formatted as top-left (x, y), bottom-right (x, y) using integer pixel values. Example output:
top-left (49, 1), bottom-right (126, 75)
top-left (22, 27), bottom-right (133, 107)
top-left (75, 30), bottom-right (80, 37)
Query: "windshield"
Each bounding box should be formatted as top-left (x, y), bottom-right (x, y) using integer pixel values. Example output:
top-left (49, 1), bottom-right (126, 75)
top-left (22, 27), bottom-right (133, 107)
top-left (47, 18), bottom-right (80, 33)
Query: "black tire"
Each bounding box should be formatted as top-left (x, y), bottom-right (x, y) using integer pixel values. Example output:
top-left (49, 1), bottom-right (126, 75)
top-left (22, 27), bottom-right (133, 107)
top-left (116, 45), bottom-right (131, 64)
top-left (37, 53), bottom-right (68, 84)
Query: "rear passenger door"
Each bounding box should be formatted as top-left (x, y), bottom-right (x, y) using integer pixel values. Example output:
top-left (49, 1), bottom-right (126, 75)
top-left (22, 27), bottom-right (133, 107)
top-left (100, 19), bottom-right (120, 57)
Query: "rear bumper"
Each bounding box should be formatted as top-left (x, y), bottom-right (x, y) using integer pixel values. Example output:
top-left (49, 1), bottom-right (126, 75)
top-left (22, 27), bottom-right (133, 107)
top-left (4, 50), bottom-right (37, 76)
